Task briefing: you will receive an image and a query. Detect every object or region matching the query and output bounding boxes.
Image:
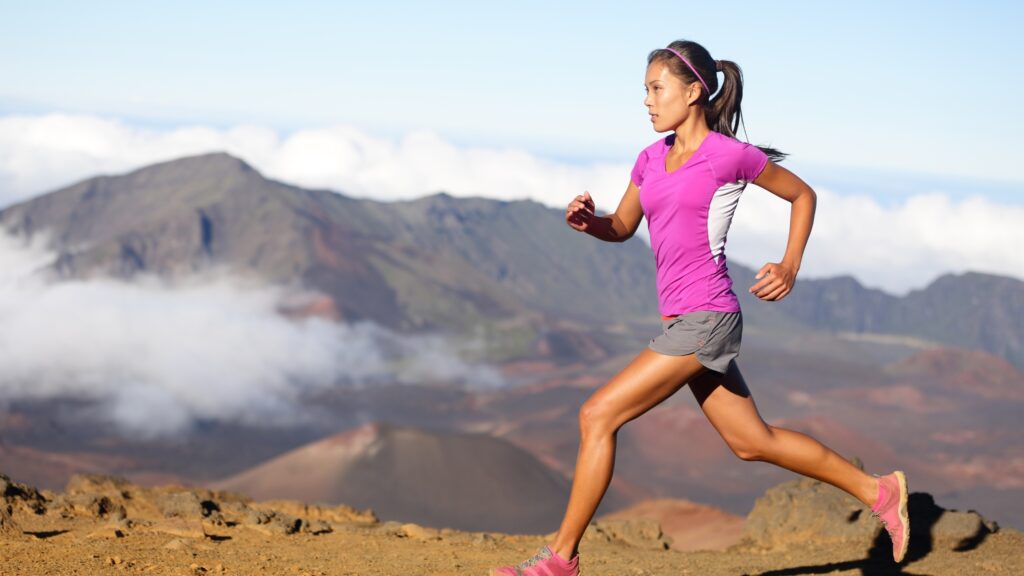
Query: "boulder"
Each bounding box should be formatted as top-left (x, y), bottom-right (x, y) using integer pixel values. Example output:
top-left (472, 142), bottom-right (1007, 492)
top-left (0, 502), bottom-right (18, 536)
top-left (737, 458), bottom-right (1001, 554)
top-left (1, 472), bottom-right (48, 515)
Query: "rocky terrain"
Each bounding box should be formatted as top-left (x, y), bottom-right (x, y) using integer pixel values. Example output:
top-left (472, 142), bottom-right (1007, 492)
top-left (2, 463), bottom-right (1021, 576)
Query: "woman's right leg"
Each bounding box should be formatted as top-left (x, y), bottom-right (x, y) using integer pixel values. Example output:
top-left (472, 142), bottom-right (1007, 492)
top-left (547, 348), bottom-right (709, 561)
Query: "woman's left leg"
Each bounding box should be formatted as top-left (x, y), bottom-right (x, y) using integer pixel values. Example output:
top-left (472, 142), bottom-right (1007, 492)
top-left (688, 360), bottom-right (880, 507)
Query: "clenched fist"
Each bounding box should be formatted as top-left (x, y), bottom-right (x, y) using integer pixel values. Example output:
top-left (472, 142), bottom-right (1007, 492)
top-left (567, 191), bottom-right (595, 231)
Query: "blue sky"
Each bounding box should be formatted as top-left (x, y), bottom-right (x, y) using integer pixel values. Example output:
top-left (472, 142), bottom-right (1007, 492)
top-left (3, 1), bottom-right (1022, 186)
top-left (1, 0), bottom-right (1023, 293)
top-left (5, 0), bottom-right (1024, 460)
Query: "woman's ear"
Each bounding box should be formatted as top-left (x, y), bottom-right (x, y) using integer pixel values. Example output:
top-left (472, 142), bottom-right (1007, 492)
top-left (685, 82), bottom-right (703, 106)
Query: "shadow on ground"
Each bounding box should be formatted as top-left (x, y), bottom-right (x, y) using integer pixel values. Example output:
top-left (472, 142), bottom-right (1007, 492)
top-left (754, 492), bottom-right (993, 575)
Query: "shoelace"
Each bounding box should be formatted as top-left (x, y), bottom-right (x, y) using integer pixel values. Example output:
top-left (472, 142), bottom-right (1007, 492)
top-left (870, 509), bottom-right (896, 536)
top-left (515, 548), bottom-right (550, 569)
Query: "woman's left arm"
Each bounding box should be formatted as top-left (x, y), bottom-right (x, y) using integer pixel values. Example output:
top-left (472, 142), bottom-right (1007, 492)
top-left (746, 161), bottom-right (817, 301)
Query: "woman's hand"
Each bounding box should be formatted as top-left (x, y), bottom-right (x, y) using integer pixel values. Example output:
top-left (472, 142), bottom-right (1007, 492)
top-left (750, 163), bottom-right (815, 300)
top-left (748, 261), bottom-right (797, 301)
top-left (567, 191), bottom-right (595, 231)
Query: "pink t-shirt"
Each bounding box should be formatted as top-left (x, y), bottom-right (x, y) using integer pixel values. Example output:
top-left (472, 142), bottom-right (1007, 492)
top-left (630, 131), bottom-right (769, 317)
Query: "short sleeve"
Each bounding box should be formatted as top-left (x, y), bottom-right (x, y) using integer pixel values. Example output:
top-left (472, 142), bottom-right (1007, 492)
top-left (738, 142), bottom-right (769, 182)
top-left (630, 149), bottom-right (649, 188)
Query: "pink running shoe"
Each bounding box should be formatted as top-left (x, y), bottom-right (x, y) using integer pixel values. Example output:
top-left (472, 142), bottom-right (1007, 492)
top-left (870, 470), bottom-right (910, 563)
top-left (490, 544), bottom-right (580, 576)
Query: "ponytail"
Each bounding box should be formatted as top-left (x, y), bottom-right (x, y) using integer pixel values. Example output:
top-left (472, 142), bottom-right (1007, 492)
top-left (649, 41), bottom-right (786, 162)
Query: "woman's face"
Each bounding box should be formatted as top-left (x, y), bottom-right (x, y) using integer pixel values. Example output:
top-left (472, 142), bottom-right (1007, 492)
top-left (644, 61), bottom-right (700, 132)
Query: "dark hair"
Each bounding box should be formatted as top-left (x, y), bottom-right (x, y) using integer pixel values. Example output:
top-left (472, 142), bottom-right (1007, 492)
top-left (648, 39), bottom-right (786, 163)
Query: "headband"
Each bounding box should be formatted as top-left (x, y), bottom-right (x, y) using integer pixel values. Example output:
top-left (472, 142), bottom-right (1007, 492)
top-left (660, 46), bottom-right (712, 97)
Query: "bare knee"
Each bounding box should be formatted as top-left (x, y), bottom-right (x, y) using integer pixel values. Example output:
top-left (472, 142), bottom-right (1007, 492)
top-left (729, 428), bottom-right (775, 462)
top-left (732, 445), bottom-right (765, 461)
top-left (578, 399), bottom-right (619, 437)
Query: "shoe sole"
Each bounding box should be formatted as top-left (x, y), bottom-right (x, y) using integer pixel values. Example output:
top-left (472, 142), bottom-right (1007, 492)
top-left (893, 470), bottom-right (910, 563)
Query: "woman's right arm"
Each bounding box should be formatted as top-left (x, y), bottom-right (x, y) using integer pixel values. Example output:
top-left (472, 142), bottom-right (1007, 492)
top-left (566, 181), bottom-right (644, 243)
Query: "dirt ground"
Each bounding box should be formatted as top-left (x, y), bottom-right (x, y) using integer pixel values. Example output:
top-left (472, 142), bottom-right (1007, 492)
top-left (4, 507), bottom-right (1022, 576)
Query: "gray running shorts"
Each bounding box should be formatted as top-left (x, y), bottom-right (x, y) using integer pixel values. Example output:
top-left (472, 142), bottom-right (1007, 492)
top-left (648, 310), bottom-right (743, 374)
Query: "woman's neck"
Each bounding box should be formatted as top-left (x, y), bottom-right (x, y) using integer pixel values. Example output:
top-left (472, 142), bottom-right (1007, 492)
top-left (671, 116), bottom-right (711, 152)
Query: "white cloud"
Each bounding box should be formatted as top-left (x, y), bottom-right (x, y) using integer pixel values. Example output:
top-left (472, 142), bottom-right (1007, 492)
top-left (730, 184), bottom-right (1024, 295)
top-left (0, 231), bottom-right (504, 439)
top-left (1, 113), bottom-right (1022, 294)
top-left (0, 113), bottom-right (630, 217)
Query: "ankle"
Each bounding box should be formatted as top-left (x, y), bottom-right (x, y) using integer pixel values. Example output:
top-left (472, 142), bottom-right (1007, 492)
top-left (867, 475), bottom-right (882, 509)
top-left (548, 542), bottom-right (578, 563)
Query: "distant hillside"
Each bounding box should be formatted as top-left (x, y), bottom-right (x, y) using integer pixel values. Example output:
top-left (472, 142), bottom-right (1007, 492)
top-left (205, 421), bottom-right (598, 533)
top-left (733, 266), bottom-right (1024, 368)
top-left (2, 151), bottom-right (1022, 367)
top-left (0, 152), bottom-right (655, 330)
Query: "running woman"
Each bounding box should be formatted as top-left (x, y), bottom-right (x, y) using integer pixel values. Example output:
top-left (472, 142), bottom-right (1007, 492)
top-left (490, 39), bottom-right (910, 575)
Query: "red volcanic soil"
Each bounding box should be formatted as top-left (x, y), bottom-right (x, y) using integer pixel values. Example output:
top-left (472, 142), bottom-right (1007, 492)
top-left (0, 442), bottom-right (196, 493)
top-left (206, 422), bottom-right (573, 534)
top-left (597, 497), bottom-right (745, 551)
top-left (884, 347), bottom-right (1024, 401)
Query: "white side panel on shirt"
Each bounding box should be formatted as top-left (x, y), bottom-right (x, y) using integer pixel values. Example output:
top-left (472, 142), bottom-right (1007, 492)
top-left (707, 180), bottom-right (748, 264)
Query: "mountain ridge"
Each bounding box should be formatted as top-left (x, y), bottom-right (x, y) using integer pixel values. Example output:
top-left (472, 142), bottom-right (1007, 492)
top-left (2, 151), bottom-right (1022, 367)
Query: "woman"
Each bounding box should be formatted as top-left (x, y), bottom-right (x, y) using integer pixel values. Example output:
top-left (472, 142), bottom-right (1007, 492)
top-left (490, 39), bottom-right (910, 576)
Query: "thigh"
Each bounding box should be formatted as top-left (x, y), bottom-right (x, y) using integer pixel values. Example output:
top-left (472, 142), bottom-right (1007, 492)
top-left (688, 360), bottom-right (773, 443)
top-left (584, 348), bottom-right (709, 431)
